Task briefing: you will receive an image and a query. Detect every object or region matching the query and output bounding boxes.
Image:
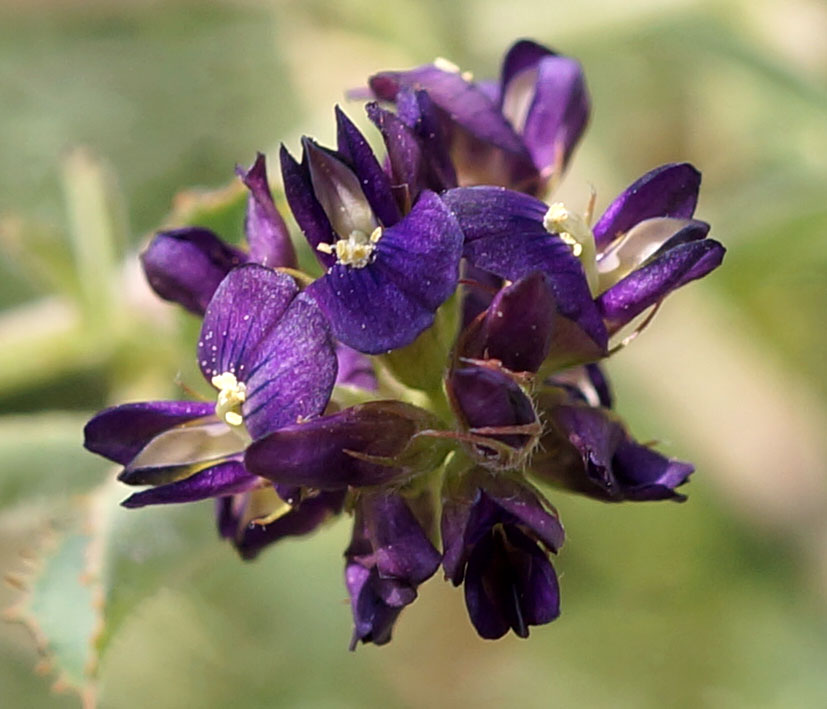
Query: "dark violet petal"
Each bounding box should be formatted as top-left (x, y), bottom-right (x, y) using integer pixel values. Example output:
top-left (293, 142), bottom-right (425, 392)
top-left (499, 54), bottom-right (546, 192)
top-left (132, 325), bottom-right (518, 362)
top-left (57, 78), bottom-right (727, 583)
top-left (464, 523), bottom-right (559, 640)
top-left (279, 144), bottom-right (337, 268)
top-left (198, 265), bottom-right (337, 439)
top-left (141, 228), bottom-right (246, 316)
top-left (404, 89), bottom-right (458, 192)
top-left (369, 64), bottom-right (528, 157)
top-left (121, 459), bottom-right (257, 508)
top-left (592, 163), bottom-right (702, 247)
top-left (463, 533), bottom-right (511, 639)
top-left (245, 402), bottom-right (425, 489)
top-left (197, 264), bottom-right (297, 381)
top-left (346, 564), bottom-right (406, 648)
top-left (460, 263), bottom-right (502, 328)
top-left (440, 486), bottom-right (479, 585)
top-left (240, 292), bottom-right (338, 440)
top-left (235, 489), bottom-right (346, 560)
top-left (533, 400), bottom-right (691, 502)
top-left (236, 153), bottom-right (297, 268)
top-left (450, 366), bottom-right (536, 450)
top-left (306, 190), bottom-right (462, 354)
top-left (499, 40), bottom-right (556, 93)
top-left (481, 483), bottom-right (565, 553)
top-left (335, 107), bottom-right (401, 227)
top-left (366, 101), bottom-right (425, 206)
top-left (84, 400), bottom-right (216, 465)
top-left (597, 239), bottom-right (725, 331)
top-left (335, 343), bottom-right (377, 391)
top-left (359, 492), bottom-right (441, 585)
top-left (612, 440), bottom-right (693, 501)
top-left (522, 54), bottom-right (589, 172)
top-left (464, 272), bottom-right (557, 373)
top-left (443, 186), bottom-right (607, 351)
top-left (501, 525), bottom-right (560, 627)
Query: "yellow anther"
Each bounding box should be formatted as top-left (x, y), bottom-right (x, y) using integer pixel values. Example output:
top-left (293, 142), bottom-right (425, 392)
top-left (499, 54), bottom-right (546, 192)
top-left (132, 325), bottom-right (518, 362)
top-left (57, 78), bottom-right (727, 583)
top-left (320, 227), bottom-right (383, 269)
top-left (543, 201), bottom-right (599, 294)
top-left (211, 372), bottom-right (247, 427)
top-left (461, 70), bottom-right (474, 82)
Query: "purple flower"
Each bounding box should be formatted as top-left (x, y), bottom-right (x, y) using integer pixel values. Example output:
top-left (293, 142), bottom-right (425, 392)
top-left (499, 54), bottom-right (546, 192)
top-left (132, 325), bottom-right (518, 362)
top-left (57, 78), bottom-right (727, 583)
top-left (444, 162), bottom-right (725, 342)
top-left (443, 186), bottom-right (608, 365)
top-left (244, 400), bottom-right (444, 490)
top-left (217, 486), bottom-right (346, 561)
top-left (345, 491), bottom-right (440, 648)
top-left (367, 39), bottom-right (589, 195)
top-left (530, 384), bottom-right (693, 502)
top-left (441, 469), bottom-right (564, 639)
top-left (280, 109), bottom-right (463, 354)
top-left (84, 265), bottom-right (337, 507)
top-left (141, 153), bottom-right (296, 316)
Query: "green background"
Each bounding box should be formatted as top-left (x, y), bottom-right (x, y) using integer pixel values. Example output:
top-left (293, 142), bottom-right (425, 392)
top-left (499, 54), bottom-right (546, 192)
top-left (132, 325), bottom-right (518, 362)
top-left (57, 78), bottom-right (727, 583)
top-left (1, 0), bottom-right (826, 706)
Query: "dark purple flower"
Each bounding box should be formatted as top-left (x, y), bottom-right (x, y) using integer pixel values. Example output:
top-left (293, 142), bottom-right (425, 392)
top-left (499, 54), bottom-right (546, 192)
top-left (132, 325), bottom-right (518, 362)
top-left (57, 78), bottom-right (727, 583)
top-left (589, 163), bottom-right (726, 332)
top-left (367, 39), bottom-right (589, 195)
top-left (280, 111), bottom-right (463, 353)
top-left (84, 265), bottom-right (337, 507)
top-left (441, 469), bottom-right (563, 639)
top-left (346, 491), bottom-right (440, 648)
top-left (443, 186), bottom-right (608, 363)
top-left (217, 486), bottom-right (346, 560)
top-left (444, 163), bottom-right (724, 341)
top-left (447, 364), bottom-right (539, 467)
top-left (530, 387), bottom-right (693, 502)
top-left (245, 400), bottom-right (444, 490)
top-left (141, 153), bottom-right (296, 316)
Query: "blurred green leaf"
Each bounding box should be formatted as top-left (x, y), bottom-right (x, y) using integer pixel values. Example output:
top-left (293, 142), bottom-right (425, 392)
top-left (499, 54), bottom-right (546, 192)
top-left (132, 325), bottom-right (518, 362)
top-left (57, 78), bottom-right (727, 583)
top-left (7, 479), bottom-right (216, 706)
top-left (0, 413), bottom-right (108, 510)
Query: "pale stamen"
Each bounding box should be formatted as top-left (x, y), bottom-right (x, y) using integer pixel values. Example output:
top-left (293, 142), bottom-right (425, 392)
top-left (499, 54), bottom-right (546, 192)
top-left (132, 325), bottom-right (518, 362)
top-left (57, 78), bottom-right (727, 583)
top-left (211, 372), bottom-right (247, 427)
top-left (317, 226), bottom-right (383, 269)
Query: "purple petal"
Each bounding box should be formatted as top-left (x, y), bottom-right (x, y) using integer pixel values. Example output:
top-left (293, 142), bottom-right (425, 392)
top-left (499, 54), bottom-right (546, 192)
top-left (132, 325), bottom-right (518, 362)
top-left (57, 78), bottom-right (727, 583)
top-left (463, 532), bottom-right (511, 639)
top-left (141, 228), bottom-right (246, 316)
top-left (592, 163), bottom-right (702, 247)
top-left (244, 401), bottom-right (428, 489)
top-left (356, 492), bottom-right (441, 585)
top-left (335, 343), bottom-right (377, 391)
top-left (450, 366), bottom-right (536, 450)
top-left (198, 265), bottom-right (337, 438)
top-left (84, 400), bottom-right (216, 465)
top-left (443, 186), bottom-right (607, 352)
top-left (534, 401), bottom-right (692, 501)
top-left (279, 144), bottom-right (337, 268)
top-left (612, 440), bottom-right (694, 501)
top-left (500, 39), bottom-right (557, 91)
top-left (121, 459), bottom-right (257, 508)
top-left (306, 190), bottom-right (462, 353)
top-left (335, 107), bottom-right (401, 227)
top-left (462, 272), bottom-right (556, 373)
top-left (521, 54), bottom-right (589, 172)
top-left (464, 525), bottom-right (560, 639)
top-left (390, 89), bottom-right (458, 193)
top-left (234, 489), bottom-right (346, 560)
top-left (480, 481), bottom-right (565, 553)
top-left (597, 239), bottom-right (725, 331)
top-left (367, 101), bottom-right (426, 207)
top-left (346, 563), bottom-right (407, 648)
top-left (369, 63), bottom-right (528, 157)
top-left (236, 153), bottom-right (297, 268)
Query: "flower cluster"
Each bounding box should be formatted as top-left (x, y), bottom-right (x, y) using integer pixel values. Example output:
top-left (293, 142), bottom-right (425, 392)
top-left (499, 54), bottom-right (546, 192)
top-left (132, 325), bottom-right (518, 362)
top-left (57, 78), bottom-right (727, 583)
top-left (84, 40), bottom-right (724, 646)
